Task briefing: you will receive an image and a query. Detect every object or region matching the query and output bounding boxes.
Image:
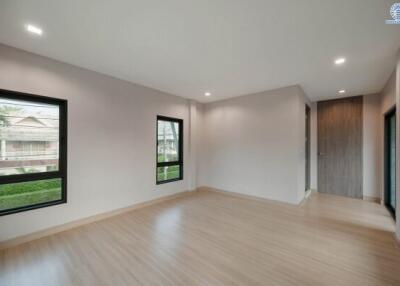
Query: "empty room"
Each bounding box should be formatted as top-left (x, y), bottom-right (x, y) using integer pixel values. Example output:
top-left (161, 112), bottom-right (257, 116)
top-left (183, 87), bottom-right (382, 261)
top-left (0, 1), bottom-right (400, 285)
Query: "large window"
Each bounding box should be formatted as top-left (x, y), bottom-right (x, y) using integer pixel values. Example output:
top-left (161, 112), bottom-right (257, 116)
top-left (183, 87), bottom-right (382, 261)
top-left (157, 116), bottom-right (183, 184)
top-left (0, 89), bottom-right (67, 216)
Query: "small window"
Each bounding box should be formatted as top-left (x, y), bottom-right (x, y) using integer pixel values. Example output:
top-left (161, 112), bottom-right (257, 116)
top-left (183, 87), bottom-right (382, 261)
top-left (157, 116), bottom-right (183, 184)
top-left (0, 89), bottom-right (67, 216)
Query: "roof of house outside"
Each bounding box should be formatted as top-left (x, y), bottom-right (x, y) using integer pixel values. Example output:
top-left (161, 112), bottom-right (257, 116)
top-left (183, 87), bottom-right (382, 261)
top-left (0, 105), bottom-right (59, 142)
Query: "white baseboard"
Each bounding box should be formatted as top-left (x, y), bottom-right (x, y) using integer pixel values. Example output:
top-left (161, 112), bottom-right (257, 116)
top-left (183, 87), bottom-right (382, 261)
top-left (394, 234), bottom-right (400, 249)
top-left (298, 189), bottom-right (314, 206)
top-left (197, 186), bottom-right (298, 206)
top-left (363, 196), bottom-right (381, 204)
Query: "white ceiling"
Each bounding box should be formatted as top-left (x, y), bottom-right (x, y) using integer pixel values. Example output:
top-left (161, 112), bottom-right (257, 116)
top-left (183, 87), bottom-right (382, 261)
top-left (0, 0), bottom-right (399, 102)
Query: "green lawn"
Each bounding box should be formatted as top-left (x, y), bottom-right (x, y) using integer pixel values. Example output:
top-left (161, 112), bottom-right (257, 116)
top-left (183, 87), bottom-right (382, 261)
top-left (0, 179), bottom-right (62, 211)
top-left (157, 165), bottom-right (180, 182)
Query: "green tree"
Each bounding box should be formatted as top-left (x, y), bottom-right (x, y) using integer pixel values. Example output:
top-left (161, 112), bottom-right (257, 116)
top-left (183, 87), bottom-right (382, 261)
top-left (0, 105), bottom-right (20, 127)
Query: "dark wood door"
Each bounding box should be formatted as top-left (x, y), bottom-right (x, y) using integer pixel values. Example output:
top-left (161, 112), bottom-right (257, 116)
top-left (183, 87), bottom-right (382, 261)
top-left (317, 96), bottom-right (363, 198)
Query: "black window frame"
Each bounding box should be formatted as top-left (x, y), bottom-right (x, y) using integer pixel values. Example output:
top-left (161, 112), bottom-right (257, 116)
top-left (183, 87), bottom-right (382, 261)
top-left (384, 107), bottom-right (396, 219)
top-left (0, 89), bottom-right (67, 216)
top-left (156, 115), bottom-right (183, 184)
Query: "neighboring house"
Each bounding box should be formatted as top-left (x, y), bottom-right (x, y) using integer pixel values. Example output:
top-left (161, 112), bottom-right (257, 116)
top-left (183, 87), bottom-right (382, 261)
top-left (157, 121), bottom-right (179, 159)
top-left (0, 110), bottom-right (59, 175)
top-left (157, 136), bottom-right (178, 156)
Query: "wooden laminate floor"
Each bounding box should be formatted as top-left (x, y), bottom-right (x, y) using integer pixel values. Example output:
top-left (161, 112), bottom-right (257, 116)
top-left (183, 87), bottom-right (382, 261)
top-left (1, 190), bottom-right (399, 286)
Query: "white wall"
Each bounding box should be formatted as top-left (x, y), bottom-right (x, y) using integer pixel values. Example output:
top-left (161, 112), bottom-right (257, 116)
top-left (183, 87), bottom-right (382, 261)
top-left (379, 58), bottom-right (400, 241)
top-left (0, 44), bottom-right (194, 242)
top-left (188, 100), bottom-right (204, 190)
top-left (381, 71), bottom-right (396, 115)
top-left (379, 72), bottom-right (396, 203)
top-left (310, 103), bottom-right (318, 190)
top-left (195, 102), bottom-right (205, 187)
top-left (295, 88), bottom-right (310, 200)
top-left (363, 93), bottom-right (382, 199)
top-left (198, 85), bottom-right (310, 204)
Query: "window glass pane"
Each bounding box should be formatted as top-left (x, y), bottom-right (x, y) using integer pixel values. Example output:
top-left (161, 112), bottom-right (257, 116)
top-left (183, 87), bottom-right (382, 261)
top-left (389, 114), bottom-right (396, 210)
top-left (0, 98), bottom-right (59, 176)
top-left (0, 178), bottom-right (62, 211)
top-left (157, 165), bottom-right (180, 182)
top-left (157, 120), bottom-right (179, 163)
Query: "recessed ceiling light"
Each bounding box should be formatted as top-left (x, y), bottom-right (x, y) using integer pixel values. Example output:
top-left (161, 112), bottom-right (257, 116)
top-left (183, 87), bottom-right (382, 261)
top-left (338, 89), bottom-right (346, 94)
top-left (26, 24), bottom-right (43, 35)
top-left (205, 92), bottom-right (211, 97)
top-left (335, 57), bottom-right (346, 65)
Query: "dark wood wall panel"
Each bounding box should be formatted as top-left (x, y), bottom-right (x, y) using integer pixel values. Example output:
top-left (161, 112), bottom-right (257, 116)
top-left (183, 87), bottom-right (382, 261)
top-left (317, 96), bottom-right (363, 198)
